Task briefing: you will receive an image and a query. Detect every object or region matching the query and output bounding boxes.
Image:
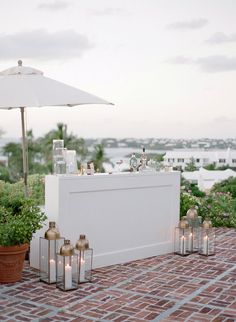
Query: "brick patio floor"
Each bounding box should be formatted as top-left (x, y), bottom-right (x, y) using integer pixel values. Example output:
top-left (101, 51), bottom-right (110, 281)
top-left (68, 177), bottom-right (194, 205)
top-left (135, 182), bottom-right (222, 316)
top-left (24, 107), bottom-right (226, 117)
top-left (1, 228), bottom-right (236, 322)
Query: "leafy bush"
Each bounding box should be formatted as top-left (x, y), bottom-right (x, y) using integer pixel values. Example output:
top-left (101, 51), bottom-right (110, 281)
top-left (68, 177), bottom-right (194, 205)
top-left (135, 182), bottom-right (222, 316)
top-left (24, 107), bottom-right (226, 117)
top-left (180, 190), bottom-right (236, 228)
top-left (200, 192), bottom-right (236, 228)
top-left (0, 164), bottom-right (10, 182)
top-left (212, 177), bottom-right (236, 198)
top-left (0, 181), bottom-right (47, 246)
top-left (180, 192), bottom-right (201, 218)
top-left (1, 174), bottom-right (45, 206)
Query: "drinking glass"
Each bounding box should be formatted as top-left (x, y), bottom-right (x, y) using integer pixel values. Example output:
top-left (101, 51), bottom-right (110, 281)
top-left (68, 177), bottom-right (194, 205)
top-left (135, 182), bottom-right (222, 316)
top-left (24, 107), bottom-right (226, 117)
top-left (52, 140), bottom-right (64, 174)
top-left (116, 160), bottom-right (123, 172)
top-left (54, 148), bottom-right (67, 175)
top-left (66, 150), bottom-right (78, 174)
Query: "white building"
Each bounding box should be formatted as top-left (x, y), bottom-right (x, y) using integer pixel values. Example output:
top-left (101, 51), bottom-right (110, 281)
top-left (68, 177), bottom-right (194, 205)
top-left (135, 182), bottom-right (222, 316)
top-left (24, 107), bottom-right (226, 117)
top-left (182, 168), bottom-right (236, 191)
top-left (163, 149), bottom-right (236, 170)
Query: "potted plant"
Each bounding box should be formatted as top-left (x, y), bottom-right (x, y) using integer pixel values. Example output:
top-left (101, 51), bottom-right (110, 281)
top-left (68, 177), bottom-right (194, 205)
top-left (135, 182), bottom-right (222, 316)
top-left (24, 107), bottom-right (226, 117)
top-left (0, 181), bottom-right (47, 283)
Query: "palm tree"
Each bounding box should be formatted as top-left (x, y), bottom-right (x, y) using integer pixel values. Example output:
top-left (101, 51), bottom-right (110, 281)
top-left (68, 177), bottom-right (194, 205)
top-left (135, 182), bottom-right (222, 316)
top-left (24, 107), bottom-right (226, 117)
top-left (38, 123), bottom-right (89, 171)
top-left (92, 144), bottom-right (110, 173)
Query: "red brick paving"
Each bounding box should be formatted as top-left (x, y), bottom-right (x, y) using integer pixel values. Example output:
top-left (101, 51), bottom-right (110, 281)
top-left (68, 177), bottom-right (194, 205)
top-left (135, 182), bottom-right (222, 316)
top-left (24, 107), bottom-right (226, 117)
top-left (0, 228), bottom-right (236, 321)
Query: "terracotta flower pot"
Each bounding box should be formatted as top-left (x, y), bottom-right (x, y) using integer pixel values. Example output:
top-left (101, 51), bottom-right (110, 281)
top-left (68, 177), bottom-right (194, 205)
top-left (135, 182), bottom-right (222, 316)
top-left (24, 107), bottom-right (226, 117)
top-left (0, 243), bottom-right (29, 283)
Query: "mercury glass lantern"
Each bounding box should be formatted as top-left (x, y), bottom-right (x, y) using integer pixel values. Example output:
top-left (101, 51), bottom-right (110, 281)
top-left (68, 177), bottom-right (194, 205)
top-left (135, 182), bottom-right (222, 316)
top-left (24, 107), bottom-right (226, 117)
top-left (199, 219), bottom-right (215, 256)
top-left (39, 221), bottom-right (64, 284)
top-left (186, 206), bottom-right (202, 228)
top-left (56, 240), bottom-right (78, 291)
top-left (174, 217), bottom-right (191, 256)
top-left (75, 235), bottom-right (93, 283)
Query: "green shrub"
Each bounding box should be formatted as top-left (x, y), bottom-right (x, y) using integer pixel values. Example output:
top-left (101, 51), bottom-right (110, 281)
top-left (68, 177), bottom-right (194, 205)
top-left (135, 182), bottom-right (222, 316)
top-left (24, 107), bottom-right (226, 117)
top-left (180, 190), bottom-right (236, 228)
top-left (8, 174), bottom-right (45, 206)
top-left (0, 181), bottom-right (47, 246)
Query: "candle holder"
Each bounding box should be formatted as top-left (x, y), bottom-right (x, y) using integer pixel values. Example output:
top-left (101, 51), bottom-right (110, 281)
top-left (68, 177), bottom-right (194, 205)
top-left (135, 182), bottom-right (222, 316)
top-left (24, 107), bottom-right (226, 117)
top-left (56, 240), bottom-right (78, 291)
top-left (75, 235), bottom-right (93, 283)
top-left (174, 218), bottom-right (191, 256)
top-left (39, 222), bottom-right (64, 284)
top-left (199, 219), bottom-right (215, 256)
top-left (188, 226), bottom-right (200, 253)
top-left (186, 207), bottom-right (201, 253)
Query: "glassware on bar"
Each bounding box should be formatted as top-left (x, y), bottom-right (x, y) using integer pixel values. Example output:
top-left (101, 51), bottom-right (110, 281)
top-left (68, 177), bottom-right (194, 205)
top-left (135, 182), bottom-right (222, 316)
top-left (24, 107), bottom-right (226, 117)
top-left (129, 153), bottom-right (138, 172)
top-left (116, 160), bottom-right (123, 172)
top-left (66, 150), bottom-right (78, 174)
top-left (52, 140), bottom-right (64, 174)
top-left (55, 147), bottom-right (67, 175)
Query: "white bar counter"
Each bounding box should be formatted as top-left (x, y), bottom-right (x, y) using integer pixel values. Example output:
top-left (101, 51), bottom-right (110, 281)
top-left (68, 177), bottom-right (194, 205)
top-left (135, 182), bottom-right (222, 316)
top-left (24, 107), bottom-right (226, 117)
top-left (31, 171), bottom-right (180, 269)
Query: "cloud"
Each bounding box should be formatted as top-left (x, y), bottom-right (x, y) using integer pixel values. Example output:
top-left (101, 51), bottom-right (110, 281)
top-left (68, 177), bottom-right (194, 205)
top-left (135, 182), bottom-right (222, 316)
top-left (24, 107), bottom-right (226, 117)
top-left (167, 18), bottom-right (208, 30)
top-left (213, 116), bottom-right (236, 124)
top-left (169, 55), bottom-right (236, 73)
top-left (38, 0), bottom-right (72, 11)
top-left (196, 55), bottom-right (236, 72)
top-left (167, 56), bottom-right (194, 65)
top-left (88, 8), bottom-right (127, 16)
top-left (206, 32), bottom-right (236, 44)
top-left (0, 29), bottom-right (92, 61)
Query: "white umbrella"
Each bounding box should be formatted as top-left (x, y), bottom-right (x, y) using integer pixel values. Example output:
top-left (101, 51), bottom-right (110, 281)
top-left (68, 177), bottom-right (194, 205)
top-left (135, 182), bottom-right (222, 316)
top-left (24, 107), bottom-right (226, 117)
top-left (0, 60), bottom-right (113, 196)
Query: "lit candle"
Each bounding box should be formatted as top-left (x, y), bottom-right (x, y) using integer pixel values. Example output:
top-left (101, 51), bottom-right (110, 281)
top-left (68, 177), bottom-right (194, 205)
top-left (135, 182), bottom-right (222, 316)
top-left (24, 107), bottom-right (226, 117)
top-left (65, 264), bottom-right (72, 289)
top-left (80, 257), bottom-right (86, 282)
top-left (203, 235), bottom-right (209, 255)
top-left (188, 232), bottom-right (193, 252)
top-left (180, 235), bottom-right (186, 254)
top-left (49, 259), bottom-right (56, 283)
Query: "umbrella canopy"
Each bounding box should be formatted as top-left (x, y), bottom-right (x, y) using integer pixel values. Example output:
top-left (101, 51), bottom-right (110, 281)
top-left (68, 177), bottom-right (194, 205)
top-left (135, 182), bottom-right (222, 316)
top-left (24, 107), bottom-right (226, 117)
top-left (0, 60), bottom-right (113, 195)
top-left (0, 61), bottom-right (111, 108)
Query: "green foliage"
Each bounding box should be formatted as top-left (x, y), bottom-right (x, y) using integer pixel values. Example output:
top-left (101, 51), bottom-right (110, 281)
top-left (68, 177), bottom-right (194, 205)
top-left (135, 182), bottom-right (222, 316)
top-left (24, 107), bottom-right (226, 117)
top-left (14, 174), bottom-right (45, 206)
top-left (180, 178), bottom-right (236, 228)
top-left (211, 176), bottom-right (236, 198)
top-left (91, 144), bottom-right (109, 173)
top-left (148, 154), bottom-right (165, 162)
top-left (2, 124), bottom-right (90, 182)
top-left (181, 177), bottom-right (205, 197)
top-left (0, 174), bottom-right (45, 206)
top-left (0, 181), bottom-right (47, 246)
top-left (3, 131), bottom-right (50, 182)
top-left (2, 124), bottom-right (113, 182)
top-left (184, 157), bottom-right (197, 172)
top-left (3, 142), bottom-right (22, 181)
top-left (201, 192), bottom-right (236, 228)
top-left (0, 164), bottom-right (10, 182)
top-left (38, 123), bottom-right (88, 169)
top-left (190, 185), bottom-right (205, 197)
top-left (180, 192), bottom-right (200, 218)
top-left (204, 163), bottom-right (216, 170)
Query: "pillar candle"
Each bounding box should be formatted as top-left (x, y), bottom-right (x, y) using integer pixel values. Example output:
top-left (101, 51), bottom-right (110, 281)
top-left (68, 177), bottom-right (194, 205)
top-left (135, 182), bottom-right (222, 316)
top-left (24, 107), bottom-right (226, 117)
top-left (65, 264), bottom-right (72, 289)
top-left (49, 259), bottom-right (56, 283)
top-left (203, 235), bottom-right (209, 255)
top-left (180, 235), bottom-right (186, 254)
top-left (80, 258), bottom-right (86, 282)
top-left (188, 232), bottom-right (193, 252)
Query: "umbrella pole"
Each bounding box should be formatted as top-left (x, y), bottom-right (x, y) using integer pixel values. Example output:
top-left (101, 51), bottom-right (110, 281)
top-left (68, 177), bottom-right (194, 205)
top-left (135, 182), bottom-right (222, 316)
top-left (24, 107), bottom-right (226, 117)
top-left (20, 107), bottom-right (28, 197)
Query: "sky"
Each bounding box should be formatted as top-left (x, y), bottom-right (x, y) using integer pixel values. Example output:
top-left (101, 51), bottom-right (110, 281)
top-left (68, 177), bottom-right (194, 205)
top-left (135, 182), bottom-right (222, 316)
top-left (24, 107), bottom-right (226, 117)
top-left (0, 0), bottom-right (236, 139)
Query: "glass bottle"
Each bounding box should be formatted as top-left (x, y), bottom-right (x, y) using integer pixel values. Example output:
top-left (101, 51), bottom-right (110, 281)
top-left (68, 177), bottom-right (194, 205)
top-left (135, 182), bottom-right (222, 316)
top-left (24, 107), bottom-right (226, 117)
top-left (129, 153), bottom-right (138, 172)
top-left (139, 147), bottom-right (147, 171)
top-left (141, 147), bottom-right (147, 165)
